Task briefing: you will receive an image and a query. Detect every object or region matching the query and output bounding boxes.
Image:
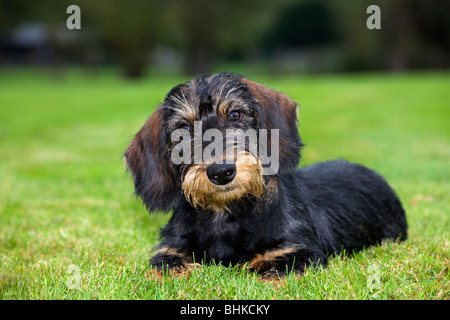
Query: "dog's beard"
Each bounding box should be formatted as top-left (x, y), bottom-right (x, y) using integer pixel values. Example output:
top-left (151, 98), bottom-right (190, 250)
top-left (181, 150), bottom-right (264, 213)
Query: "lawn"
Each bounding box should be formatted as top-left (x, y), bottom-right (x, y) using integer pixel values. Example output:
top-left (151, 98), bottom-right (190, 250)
top-left (0, 68), bottom-right (448, 299)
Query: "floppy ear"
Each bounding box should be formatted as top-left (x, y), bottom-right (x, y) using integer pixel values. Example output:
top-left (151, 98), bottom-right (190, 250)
top-left (125, 105), bottom-right (180, 213)
top-left (243, 79), bottom-right (302, 174)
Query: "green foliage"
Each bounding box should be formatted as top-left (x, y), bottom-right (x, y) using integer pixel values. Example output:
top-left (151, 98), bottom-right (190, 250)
top-left (0, 69), bottom-right (448, 299)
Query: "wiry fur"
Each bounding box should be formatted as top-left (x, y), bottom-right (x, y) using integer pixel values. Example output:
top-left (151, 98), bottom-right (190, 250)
top-left (125, 72), bottom-right (408, 279)
top-left (182, 150), bottom-right (264, 212)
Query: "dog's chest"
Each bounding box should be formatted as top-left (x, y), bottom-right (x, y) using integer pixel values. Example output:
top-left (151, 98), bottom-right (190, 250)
top-left (186, 212), bottom-right (252, 264)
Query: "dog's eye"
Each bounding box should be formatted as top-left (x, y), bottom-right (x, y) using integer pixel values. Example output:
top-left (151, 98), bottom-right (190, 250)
top-left (228, 110), bottom-right (241, 121)
top-left (181, 124), bottom-right (192, 133)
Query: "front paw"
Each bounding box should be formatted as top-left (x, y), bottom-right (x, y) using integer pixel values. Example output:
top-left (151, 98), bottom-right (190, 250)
top-left (146, 263), bottom-right (201, 281)
top-left (149, 246), bottom-right (200, 278)
top-left (261, 270), bottom-right (285, 281)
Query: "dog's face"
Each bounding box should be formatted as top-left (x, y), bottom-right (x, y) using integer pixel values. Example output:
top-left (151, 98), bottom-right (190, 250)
top-left (125, 73), bottom-right (302, 213)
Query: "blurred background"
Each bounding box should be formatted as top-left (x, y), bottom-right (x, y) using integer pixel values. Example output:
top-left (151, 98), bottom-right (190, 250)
top-left (1, 0), bottom-right (449, 78)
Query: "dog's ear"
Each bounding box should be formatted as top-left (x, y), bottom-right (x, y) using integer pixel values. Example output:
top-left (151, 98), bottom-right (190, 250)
top-left (125, 105), bottom-right (180, 213)
top-left (243, 79), bottom-right (302, 173)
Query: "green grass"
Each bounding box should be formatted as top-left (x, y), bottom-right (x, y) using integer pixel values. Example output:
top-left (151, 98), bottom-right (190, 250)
top-left (0, 68), bottom-right (449, 299)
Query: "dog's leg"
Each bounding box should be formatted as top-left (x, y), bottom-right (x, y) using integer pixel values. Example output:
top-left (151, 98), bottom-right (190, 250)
top-left (247, 245), bottom-right (326, 280)
top-left (150, 246), bottom-right (200, 274)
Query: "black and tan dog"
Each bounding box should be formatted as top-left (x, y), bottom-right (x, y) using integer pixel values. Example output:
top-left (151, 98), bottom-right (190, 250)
top-left (125, 72), bottom-right (407, 279)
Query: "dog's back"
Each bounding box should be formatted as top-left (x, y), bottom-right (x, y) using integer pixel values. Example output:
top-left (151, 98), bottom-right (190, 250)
top-left (295, 159), bottom-right (407, 256)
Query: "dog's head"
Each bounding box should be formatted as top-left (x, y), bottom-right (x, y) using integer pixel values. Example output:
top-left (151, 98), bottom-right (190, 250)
top-left (125, 73), bottom-right (302, 213)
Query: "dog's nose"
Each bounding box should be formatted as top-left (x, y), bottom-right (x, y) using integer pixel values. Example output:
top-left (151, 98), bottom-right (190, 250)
top-left (206, 164), bottom-right (236, 185)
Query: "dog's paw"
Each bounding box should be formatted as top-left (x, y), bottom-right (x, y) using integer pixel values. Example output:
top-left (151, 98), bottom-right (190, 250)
top-left (146, 262), bottom-right (202, 281)
top-left (261, 270), bottom-right (284, 281)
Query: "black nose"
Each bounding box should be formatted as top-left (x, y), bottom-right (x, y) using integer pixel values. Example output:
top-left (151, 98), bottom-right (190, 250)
top-left (206, 164), bottom-right (236, 185)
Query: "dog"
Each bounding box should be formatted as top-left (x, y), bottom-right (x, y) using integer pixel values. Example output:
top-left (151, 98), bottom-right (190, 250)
top-left (125, 72), bottom-right (407, 279)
